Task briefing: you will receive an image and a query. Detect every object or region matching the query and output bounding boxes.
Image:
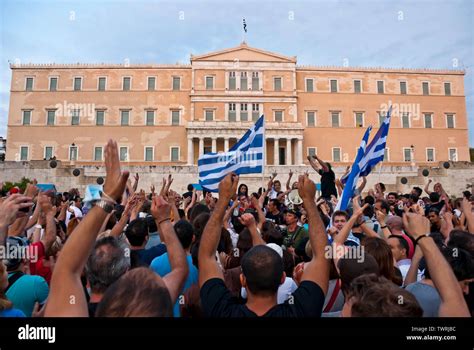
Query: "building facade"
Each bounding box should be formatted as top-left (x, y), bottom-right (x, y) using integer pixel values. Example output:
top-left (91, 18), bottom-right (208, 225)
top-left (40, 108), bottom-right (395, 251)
top-left (6, 43), bottom-right (469, 167)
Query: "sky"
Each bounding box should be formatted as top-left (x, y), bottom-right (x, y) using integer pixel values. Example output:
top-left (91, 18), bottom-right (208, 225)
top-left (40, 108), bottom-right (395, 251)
top-left (1, 0), bottom-right (473, 145)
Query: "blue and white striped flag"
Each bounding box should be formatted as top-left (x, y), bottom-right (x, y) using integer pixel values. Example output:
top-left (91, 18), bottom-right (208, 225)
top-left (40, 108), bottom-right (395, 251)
top-left (341, 106), bottom-right (393, 184)
top-left (198, 115), bottom-right (265, 192)
top-left (335, 125), bottom-right (372, 212)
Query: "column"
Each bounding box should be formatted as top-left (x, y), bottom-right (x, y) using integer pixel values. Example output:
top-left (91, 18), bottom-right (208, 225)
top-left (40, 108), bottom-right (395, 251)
top-left (273, 137), bottom-right (279, 165)
top-left (297, 138), bottom-right (303, 165)
top-left (212, 137), bottom-right (217, 153)
top-left (286, 138), bottom-right (292, 165)
top-left (224, 138), bottom-right (229, 152)
top-left (198, 137), bottom-right (204, 156)
top-left (187, 137), bottom-right (194, 165)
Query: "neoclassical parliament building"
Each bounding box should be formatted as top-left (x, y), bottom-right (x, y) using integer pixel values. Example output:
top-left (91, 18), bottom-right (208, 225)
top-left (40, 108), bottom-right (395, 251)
top-left (6, 43), bottom-right (469, 167)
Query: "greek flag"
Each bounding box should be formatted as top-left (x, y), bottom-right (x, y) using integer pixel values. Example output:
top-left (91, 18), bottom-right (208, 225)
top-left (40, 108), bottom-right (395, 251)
top-left (335, 125), bottom-right (372, 212)
top-left (341, 106), bottom-right (393, 184)
top-left (198, 115), bottom-right (264, 192)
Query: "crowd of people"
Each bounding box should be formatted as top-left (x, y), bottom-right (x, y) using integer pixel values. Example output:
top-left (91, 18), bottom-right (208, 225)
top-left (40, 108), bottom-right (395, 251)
top-left (0, 140), bottom-right (473, 317)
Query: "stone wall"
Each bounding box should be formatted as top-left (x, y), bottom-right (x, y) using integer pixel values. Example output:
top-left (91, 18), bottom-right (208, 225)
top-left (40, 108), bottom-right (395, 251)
top-left (0, 160), bottom-right (473, 197)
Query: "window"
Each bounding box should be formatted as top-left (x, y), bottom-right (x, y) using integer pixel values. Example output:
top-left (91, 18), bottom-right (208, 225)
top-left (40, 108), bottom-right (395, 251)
top-left (71, 109), bottom-right (80, 125)
top-left (228, 72), bottom-right (236, 90)
top-left (94, 147), bottom-right (103, 161)
top-left (307, 111), bottom-right (315, 127)
top-left (330, 79), bottom-right (338, 93)
top-left (377, 81), bottom-right (384, 94)
top-left (383, 148), bottom-right (389, 161)
top-left (444, 82), bottom-right (451, 96)
top-left (145, 147), bottom-right (154, 161)
top-left (172, 76), bottom-right (181, 91)
top-left (306, 79), bottom-right (314, 92)
top-left (354, 80), bottom-right (361, 93)
top-left (274, 77), bottom-right (282, 91)
top-left (25, 77), bottom-right (34, 91)
top-left (148, 77), bottom-right (156, 91)
top-left (44, 146), bottom-right (53, 160)
top-left (378, 112), bottom-right (386, 126)
top-left (119, 147), bottom-right (128, 161)
top-left (274, 110), bottom-right (283, 122)
top-left (355, 112), bottom-right (364, 127)
top-left (426, 148), bottom-right (435, 162)
top-left (120, 110), bottom-right (130, 126)
top-left (171, 110), bottom-right (180, 125)
top-left (448, 148), bottom-right (457, 161)
top-left (96, 110), bottom-right (105, 126)
top-left (331, 112), bottom-right (340, 127)
top-left (422, 82), bottom-right (429, 95)
top-left (403, 148), bottom-right (412, 162)
top-left (307, 147), bottom-right (316, 157)
top-left (424, 113), bottom-right (432, 128)
top-left (123, 77), bottom-right (131, 91)
top-left (240, 72), bottom-right (248, 90)
top-left (402, 113), bottom-right (410, 128)
top-left (400, 81), bottom-right (407, 95)
top-left (252, 103), bottom-right (260, 121)
top-left (332, 148), bottom-right (341, 162)
top-left (252, 72), bottom-right (259, 90)
top-left (205, 109), bottom-right (214, 121)
top-left (146, 110), bottom-right (155, 126)
top-left (228, 103), bottom-right (236, 122)
top-left (170, 147), bottom-right (179, 162)
top-left (69, 146), bottom-right (78, 161)
top-left (22, 110), bottom-right (31, 125)
top-left (74, 77), bottom-right (82, 91)
top-left (49, 77), bottom-right (58, 91)
top-left (47, 110), bottom-right (55, 126)
top-left (20, 146), bottom-right (29, 161)
top-left (205, 76), bottom-right (214, 90)
top-left (98, 77), bottom-right (106, 91)
top-left (446, 114), bottom-right (455, 128)
top-left (240, 103), bottom-right (248, 121)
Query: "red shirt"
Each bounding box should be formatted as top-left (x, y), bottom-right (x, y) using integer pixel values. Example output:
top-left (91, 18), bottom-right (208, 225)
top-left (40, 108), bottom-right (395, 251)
top-left (28, 241), bottom-right (52, 285)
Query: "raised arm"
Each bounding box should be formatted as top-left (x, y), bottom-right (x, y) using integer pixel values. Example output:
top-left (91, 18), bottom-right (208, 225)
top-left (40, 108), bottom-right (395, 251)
top-left (297, 175), bottom-right (329, 294)
top-left (286, 169), bottom-right (294, 191)
top-left (0, 194), bottom-right (33, 245)
top-left (357, 176), bottom-right (367, 193)
top-left (239, 213), bottom-right (265, 246)
top-left (403, 212), bottom-right (470, 316)
top-left (307, 155), bottom-right (320, 173)
top-left (314, 155), bottom-right (329, 173)
top-left (460, 198), bottom-right (474, 234)
top-left (198, 173), bottom-right (238, 287)
top-left (37, 193), bottom-right (58, 252)
top-left (404, 245), bottom-right (423, 286)
top-left (151, 194), bottom-right (188, 304)
top-left (45, 140), bottom-right (130, 317)
top-left (424, 179), bottom-right (433, 195)
top-left (250, 196), bottom-right (266, 230)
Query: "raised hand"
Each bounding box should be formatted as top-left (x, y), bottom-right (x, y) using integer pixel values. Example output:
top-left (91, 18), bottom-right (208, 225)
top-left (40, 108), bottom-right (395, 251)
top-left (218, 173), bottom-right (239, 202)
top-left (402, 212), bottom-right (430, 239)
top-left (0, 194), bottom-right (34, 227)
top-left (151, 195), bottom-right (171, 223)
top-left (239, 213), bottom-right (256, 227)
top-left (297, 174), bottom-right (316, 203)
top-left (103, 139), bottom-right (130, 202)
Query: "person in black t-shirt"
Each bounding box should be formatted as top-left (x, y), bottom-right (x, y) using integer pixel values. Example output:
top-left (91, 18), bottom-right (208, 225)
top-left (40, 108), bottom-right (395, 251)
top-left (307, 154), bottom-right (337, 199)
top-left (198, 173), bottom-right (329, 317)
top-left (265, 199), bottom-right (283, 225)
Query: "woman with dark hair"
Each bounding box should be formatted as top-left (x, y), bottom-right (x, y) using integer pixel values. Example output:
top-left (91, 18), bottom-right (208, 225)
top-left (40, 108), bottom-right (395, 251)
top-left (237, 184), bottom-right (248, 197)
top-left (362, 237), bottom-right (403, 286)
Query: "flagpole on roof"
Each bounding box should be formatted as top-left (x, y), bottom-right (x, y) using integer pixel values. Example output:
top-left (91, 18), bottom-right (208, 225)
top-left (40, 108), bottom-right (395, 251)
top-left (242, 18), bottom-right (247, 43)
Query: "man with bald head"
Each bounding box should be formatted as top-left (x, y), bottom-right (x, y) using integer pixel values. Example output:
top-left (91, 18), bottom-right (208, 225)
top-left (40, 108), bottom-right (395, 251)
top-left (386, 216), bottom-right (415, 259)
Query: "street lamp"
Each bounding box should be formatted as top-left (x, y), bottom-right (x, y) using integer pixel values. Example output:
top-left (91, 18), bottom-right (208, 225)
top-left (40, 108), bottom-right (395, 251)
top-left (410, 145), bottom-right (415, 167)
